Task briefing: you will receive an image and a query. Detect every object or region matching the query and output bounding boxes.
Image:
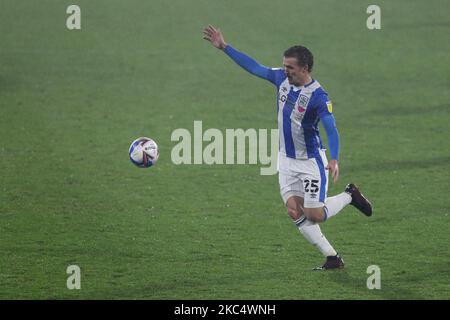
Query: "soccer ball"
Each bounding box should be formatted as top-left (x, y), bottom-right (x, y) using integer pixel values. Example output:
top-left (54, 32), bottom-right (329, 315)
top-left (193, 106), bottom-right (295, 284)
top-left (129, 137), bottom-right (159, 168)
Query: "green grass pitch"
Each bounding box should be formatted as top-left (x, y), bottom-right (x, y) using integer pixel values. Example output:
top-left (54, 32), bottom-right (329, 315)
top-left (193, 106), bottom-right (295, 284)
top-left (0, 0), bottom-right (449, 299)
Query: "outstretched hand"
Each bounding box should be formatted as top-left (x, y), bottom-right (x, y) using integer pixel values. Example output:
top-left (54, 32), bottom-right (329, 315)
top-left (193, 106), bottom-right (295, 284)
top-left (326, 159), bottom-right (340, 184)
top-left (203, 25), bottom-right (227, 50)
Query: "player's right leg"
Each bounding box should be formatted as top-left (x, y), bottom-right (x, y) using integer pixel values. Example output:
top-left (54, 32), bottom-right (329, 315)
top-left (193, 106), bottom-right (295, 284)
top-left (279, 153), bottom-right (343, 270)
top-left (284, 195), bottom-right (341, 267)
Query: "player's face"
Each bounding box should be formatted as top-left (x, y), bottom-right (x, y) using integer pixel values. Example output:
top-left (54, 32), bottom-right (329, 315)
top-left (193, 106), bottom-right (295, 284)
top-left (283, 57), bottom-right (308, 86)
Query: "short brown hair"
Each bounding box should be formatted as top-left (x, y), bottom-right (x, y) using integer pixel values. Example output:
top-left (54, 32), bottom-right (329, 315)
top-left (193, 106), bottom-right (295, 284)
top-left (284, 45), bottom-right (314, 72)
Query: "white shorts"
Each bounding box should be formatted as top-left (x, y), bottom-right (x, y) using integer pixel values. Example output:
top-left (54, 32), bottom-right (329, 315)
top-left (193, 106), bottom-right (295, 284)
top-left (278, 150), bottom-right (329, 208)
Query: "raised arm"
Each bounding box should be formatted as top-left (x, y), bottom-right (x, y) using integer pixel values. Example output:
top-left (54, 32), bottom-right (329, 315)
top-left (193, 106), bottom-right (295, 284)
top-left (203, 25), bottom-right (281, 85)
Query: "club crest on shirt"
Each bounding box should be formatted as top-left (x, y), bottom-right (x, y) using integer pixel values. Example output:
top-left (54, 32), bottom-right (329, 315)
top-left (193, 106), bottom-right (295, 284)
top-left (296, 94), bottom-right (309, 113)
top-left (299, 94), bottom-right (309, 108)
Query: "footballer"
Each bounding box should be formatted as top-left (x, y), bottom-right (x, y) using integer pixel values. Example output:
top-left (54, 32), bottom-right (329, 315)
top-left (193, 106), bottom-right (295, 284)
top-left (203, 25), bottom-right (373, 270)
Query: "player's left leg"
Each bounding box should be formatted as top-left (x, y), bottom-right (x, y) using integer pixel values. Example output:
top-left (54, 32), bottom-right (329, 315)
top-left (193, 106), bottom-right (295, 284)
top-left (303, 194), bottom-right (352, 223)
top-left (302, 150), bottom-right (372, 222)
top-left (304, 188), bottom-right (372, 221)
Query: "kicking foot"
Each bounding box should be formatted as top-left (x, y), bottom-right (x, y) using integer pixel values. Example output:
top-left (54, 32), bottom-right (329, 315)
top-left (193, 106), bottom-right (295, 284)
top-left (345, 183), bottom-right (373, 217)
top-left (313, 254), bottom-right (345, 271)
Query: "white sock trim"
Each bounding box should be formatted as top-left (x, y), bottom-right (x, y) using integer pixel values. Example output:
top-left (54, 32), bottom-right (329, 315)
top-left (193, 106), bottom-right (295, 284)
top-left (298, 222), bottom-right (337, 257)
top-left (324, 192), bottom-right (352, 219)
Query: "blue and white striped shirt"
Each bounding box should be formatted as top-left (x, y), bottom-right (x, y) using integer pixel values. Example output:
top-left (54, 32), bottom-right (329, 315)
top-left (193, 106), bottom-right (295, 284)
top-left (224, 45), bottom-right (339, 160)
